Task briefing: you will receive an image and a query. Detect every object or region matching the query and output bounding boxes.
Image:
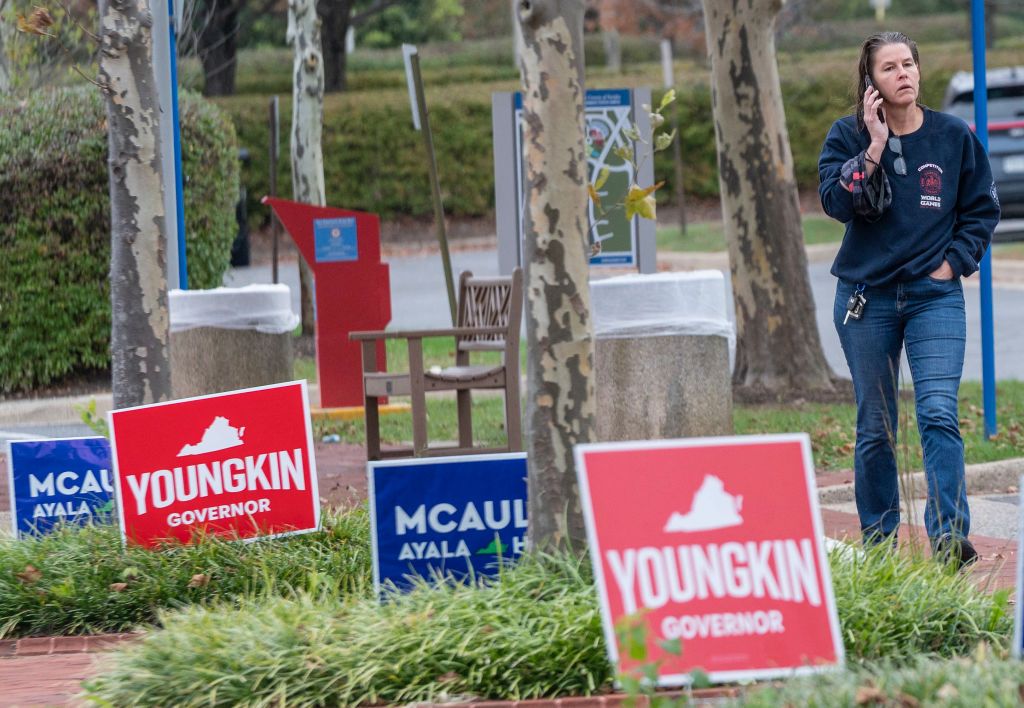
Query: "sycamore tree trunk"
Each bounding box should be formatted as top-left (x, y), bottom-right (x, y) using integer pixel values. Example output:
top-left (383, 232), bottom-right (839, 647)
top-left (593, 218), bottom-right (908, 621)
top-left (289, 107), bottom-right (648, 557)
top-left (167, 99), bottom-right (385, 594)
top-left (0, 0), bottom-right (12, 92)
top-left (319, 0), bottom-right (352, 92)
top-left (517, 0), bottom-right (594, 552)
top-left (702, 0), bottom-right (836, 400)
top-left (288, 0), bottom-right (324, 336)
top-left (99, 0), bottom-right (171, 409)
top-left (198, 0), bottom-right (241, 97)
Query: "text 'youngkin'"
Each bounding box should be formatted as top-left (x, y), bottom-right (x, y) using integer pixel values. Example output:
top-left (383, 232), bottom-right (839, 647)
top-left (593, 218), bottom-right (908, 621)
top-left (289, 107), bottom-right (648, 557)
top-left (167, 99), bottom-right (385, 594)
top-left (124, 449), bottom-right (306, 515)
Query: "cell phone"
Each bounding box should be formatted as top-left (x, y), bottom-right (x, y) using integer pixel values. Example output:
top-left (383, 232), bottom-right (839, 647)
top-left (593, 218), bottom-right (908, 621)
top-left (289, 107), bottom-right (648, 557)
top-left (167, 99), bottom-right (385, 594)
top-left (864, 76), bottom-right (885, 123)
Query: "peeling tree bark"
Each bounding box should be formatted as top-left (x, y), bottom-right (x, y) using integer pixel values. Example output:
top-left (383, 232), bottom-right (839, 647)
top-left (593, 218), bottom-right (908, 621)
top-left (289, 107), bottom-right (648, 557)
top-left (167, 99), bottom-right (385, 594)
top-left (701, 0), bottom-right (836, 400)
top-left (288, 0), bottom-right (324, 335)
top-left (0, 0), bottom-right (12, 92)
top-left (99, 0), bottom-right (171, 409)
top-left (517, 0), bottom-right (594, 552)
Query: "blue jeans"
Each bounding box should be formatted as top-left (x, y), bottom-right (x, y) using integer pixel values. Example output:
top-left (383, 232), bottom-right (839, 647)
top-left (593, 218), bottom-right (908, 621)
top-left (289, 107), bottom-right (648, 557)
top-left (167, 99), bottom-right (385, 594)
top-left (833, 276), bottom-right (969, 544)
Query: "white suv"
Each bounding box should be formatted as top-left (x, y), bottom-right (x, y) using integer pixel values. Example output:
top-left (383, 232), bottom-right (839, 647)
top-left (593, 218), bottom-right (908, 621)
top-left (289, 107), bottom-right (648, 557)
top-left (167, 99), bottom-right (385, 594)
top-left (943, 67), bottom-right (1024, 230)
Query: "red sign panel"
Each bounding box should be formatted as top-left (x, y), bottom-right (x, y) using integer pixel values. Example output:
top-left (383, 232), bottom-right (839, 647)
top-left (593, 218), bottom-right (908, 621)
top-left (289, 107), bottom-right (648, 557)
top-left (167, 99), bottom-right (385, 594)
top-left (108, 381), bottom-right (320, 548)
top-left (575, 434), bottom-right (843, 685)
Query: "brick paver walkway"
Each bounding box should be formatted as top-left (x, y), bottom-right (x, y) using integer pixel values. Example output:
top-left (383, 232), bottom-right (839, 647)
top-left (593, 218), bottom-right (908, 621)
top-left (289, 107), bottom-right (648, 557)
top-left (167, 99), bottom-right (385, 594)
top-left (0, 654), bottom-right (97, 707)
top-left (0, 449), bottom-right (1017, 706)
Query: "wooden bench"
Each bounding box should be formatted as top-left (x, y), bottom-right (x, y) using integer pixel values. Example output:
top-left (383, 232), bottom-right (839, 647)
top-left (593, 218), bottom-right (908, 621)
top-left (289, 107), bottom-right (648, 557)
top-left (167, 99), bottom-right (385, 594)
top-left (350, 268), bottom-right (523, 460)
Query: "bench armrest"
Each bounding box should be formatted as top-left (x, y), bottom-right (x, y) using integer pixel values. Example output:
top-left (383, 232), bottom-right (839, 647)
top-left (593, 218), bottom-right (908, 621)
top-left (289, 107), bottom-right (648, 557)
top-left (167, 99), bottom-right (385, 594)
top-left (350, 326), bottom-right (507, 341)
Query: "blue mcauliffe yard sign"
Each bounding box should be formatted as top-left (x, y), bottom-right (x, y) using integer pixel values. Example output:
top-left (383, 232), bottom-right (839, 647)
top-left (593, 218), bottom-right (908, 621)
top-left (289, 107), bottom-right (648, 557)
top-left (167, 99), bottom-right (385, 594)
top-left (368, 453), bottom-right (528, 593)
top-left (6, 437), bottom-right (114, 538)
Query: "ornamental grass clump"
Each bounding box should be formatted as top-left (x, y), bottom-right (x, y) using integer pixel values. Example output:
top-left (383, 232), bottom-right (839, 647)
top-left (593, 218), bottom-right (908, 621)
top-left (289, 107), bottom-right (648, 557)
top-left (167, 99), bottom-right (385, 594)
top-left (830, 543), bottom-right (1011, 661)
top-left (83, 551), bottom-right (610, 707)
top-left (81, 540), bottom-right (1015, 707)
top-left (0, 507), bottom-right (372, 638)
top-left (738, 649), bottom-right (1024, 707)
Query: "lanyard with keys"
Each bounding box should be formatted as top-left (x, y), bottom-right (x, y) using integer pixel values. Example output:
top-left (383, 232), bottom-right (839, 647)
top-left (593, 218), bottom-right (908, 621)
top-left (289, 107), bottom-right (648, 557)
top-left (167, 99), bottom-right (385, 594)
top-left (843, 283), bottom-right (867, 325)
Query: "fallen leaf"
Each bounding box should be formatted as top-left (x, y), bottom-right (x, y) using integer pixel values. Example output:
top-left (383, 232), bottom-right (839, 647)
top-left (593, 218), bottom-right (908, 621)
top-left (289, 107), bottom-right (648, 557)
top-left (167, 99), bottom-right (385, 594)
top-left (855, 685), bottom-right (886, 704)
top-left (16, 565), bottom-right (42, 584)
top-left (188, 573), bottom-right (210, 588)
top-left (436, 671), bottom-right (460, 683)
top-left (17, 7), bottom-right (54, 35)
top-left (109, 582), bottom-right (128, 592)
top-left (935, 683), bottom-right (958, 700)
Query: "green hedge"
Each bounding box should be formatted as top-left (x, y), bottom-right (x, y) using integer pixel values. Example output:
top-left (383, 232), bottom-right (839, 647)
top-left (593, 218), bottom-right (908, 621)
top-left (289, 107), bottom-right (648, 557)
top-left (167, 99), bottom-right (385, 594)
top-left (220, 68), bottom-right (956, 226)
top-left (0, 87), bottom-right (239, 393)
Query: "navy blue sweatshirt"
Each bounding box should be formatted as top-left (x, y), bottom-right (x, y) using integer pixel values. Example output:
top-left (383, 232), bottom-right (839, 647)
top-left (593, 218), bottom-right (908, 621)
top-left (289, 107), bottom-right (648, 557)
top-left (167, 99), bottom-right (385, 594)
top-left (819, 107), bottom-right (1000, 286)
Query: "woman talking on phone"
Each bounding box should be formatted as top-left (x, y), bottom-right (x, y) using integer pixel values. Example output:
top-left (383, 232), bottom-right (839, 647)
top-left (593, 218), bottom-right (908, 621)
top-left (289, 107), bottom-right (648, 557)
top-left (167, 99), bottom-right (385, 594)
top-left (818, 31), bottom-right (1000, 567)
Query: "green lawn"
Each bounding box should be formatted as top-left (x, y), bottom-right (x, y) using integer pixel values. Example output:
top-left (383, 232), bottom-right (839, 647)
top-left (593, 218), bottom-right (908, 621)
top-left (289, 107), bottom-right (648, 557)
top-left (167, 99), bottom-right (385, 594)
top-left (731, 380), bottom-right (1024, 472)
top-left (313, 374), bottom-right (1024, 473)
top-left (657, 213), bottom-right (845, 252)
top-left (993, 241), bottom-right (1024, 259)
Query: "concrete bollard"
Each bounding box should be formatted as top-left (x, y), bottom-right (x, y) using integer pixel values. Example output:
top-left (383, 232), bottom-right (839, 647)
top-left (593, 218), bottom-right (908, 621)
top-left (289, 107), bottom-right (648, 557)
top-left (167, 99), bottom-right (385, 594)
top-left (591, 271), bottom-right (734, 441)
top-left (169, 285), bottom-right (299, 399)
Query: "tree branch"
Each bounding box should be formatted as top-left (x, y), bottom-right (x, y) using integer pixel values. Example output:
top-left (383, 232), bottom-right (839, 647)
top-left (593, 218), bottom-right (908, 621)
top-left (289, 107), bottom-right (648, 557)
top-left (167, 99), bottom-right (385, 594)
top-left (350, 0), bottom-right (404, 27)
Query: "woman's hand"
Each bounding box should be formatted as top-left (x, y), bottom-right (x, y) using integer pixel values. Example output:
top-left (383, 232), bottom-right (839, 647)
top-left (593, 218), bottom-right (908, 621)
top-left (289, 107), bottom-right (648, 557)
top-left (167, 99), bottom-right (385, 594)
top-left (929, 260), bottom-right (955, 280)
top-left (863, 87), bottom-right (888, 143)
top-left (863, 87), bottom-right (887, 173)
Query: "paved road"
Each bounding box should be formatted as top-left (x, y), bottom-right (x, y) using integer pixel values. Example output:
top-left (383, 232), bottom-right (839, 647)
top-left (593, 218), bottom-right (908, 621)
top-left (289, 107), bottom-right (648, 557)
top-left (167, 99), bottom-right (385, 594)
top-left (225, 250), bottom-right (1024, 381)
top-left (0, 423), bottom-right (96, 451)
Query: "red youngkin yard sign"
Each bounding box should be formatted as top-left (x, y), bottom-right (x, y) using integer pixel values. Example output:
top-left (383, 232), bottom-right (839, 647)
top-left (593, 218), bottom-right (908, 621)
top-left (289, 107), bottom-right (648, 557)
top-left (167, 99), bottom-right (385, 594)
top-left (575, 434), bottom-right (843, 685)
top-left (108, 381), bottom-right (319, 548)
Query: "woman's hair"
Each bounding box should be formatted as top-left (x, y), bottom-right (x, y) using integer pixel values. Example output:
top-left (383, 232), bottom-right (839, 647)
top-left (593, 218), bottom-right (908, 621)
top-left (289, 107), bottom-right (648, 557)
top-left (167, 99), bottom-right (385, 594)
top-left (854, 31), bottom-right (920, 131)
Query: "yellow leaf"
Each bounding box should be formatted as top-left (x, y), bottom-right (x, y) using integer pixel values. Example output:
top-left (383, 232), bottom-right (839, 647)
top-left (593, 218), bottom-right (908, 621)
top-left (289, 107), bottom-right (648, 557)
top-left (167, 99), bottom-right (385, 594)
top-left (586, 183), bottom-right (602, 209)
top-left (624, 184), bottom-right (658, 221)
top-left (613, 145), bottom-right (634, 164)
top-left (659, 88), bottom-right (676, 111)
top-left (594, 166), bottom-right (610, 190)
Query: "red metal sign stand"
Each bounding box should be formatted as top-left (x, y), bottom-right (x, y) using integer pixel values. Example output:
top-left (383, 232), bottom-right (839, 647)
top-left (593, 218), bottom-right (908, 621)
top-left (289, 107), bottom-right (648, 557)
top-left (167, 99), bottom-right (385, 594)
top-left (263, 197), bottom-right (391, 409)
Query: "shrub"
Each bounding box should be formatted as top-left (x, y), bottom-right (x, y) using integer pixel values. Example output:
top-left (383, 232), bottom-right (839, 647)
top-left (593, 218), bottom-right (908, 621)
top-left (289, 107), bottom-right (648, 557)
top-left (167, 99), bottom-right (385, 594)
top-left (83, 551), bottom-right (609, 706)
top-left (219, 69), bottom-right (943, 227)
top-left (0, 507), bottom-right (371, 637)
top-left (82, 544), bottom-right (1011, 706)
top-left (0, 86), bottom-right (239, 393)
top-left (739, 652), bottom-right (1024, 707)
top-left (222, 38), bottom-right (1024, 230)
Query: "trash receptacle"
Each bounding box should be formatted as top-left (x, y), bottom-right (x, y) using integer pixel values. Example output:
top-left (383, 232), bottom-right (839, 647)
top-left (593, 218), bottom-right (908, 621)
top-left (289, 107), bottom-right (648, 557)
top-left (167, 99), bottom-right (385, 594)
top-left (169, 284), bottom-right (299, 399)
top-left (590, 270), bottom-right (734, 441)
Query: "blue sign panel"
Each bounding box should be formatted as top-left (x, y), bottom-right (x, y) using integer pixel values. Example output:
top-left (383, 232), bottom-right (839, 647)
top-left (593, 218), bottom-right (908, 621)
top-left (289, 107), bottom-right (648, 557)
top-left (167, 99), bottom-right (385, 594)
top-left (314, 217), bottom-right (358, 263)
top-left (369, 453), bottom-right (528, 593)
top-left (7, 437), bottom-right (114, 538)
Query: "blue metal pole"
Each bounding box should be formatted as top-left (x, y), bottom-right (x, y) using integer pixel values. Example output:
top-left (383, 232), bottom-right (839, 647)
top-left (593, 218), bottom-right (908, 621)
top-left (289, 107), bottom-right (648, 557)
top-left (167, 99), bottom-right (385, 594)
top-left (169, 0), bottom-right (188, 290)
top-left (971, 0), bottom-right (996, 438)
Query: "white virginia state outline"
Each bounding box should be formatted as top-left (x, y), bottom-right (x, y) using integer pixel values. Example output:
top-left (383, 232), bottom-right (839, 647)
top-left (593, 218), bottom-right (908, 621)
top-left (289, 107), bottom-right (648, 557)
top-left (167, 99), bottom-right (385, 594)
top-left (177, 416), bottom-right (246, 457)
top-left (663, 475), bottom-right (743, 533)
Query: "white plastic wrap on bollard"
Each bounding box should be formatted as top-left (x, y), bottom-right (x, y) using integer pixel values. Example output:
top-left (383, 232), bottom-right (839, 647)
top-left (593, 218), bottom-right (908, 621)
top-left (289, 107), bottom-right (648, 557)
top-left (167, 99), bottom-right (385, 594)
top-left (590, 270), bottom-right (735, 371)
top-left (168, 285), bottom-right (299, 399)
top-left (169, 284), bottom-right (299, 334)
